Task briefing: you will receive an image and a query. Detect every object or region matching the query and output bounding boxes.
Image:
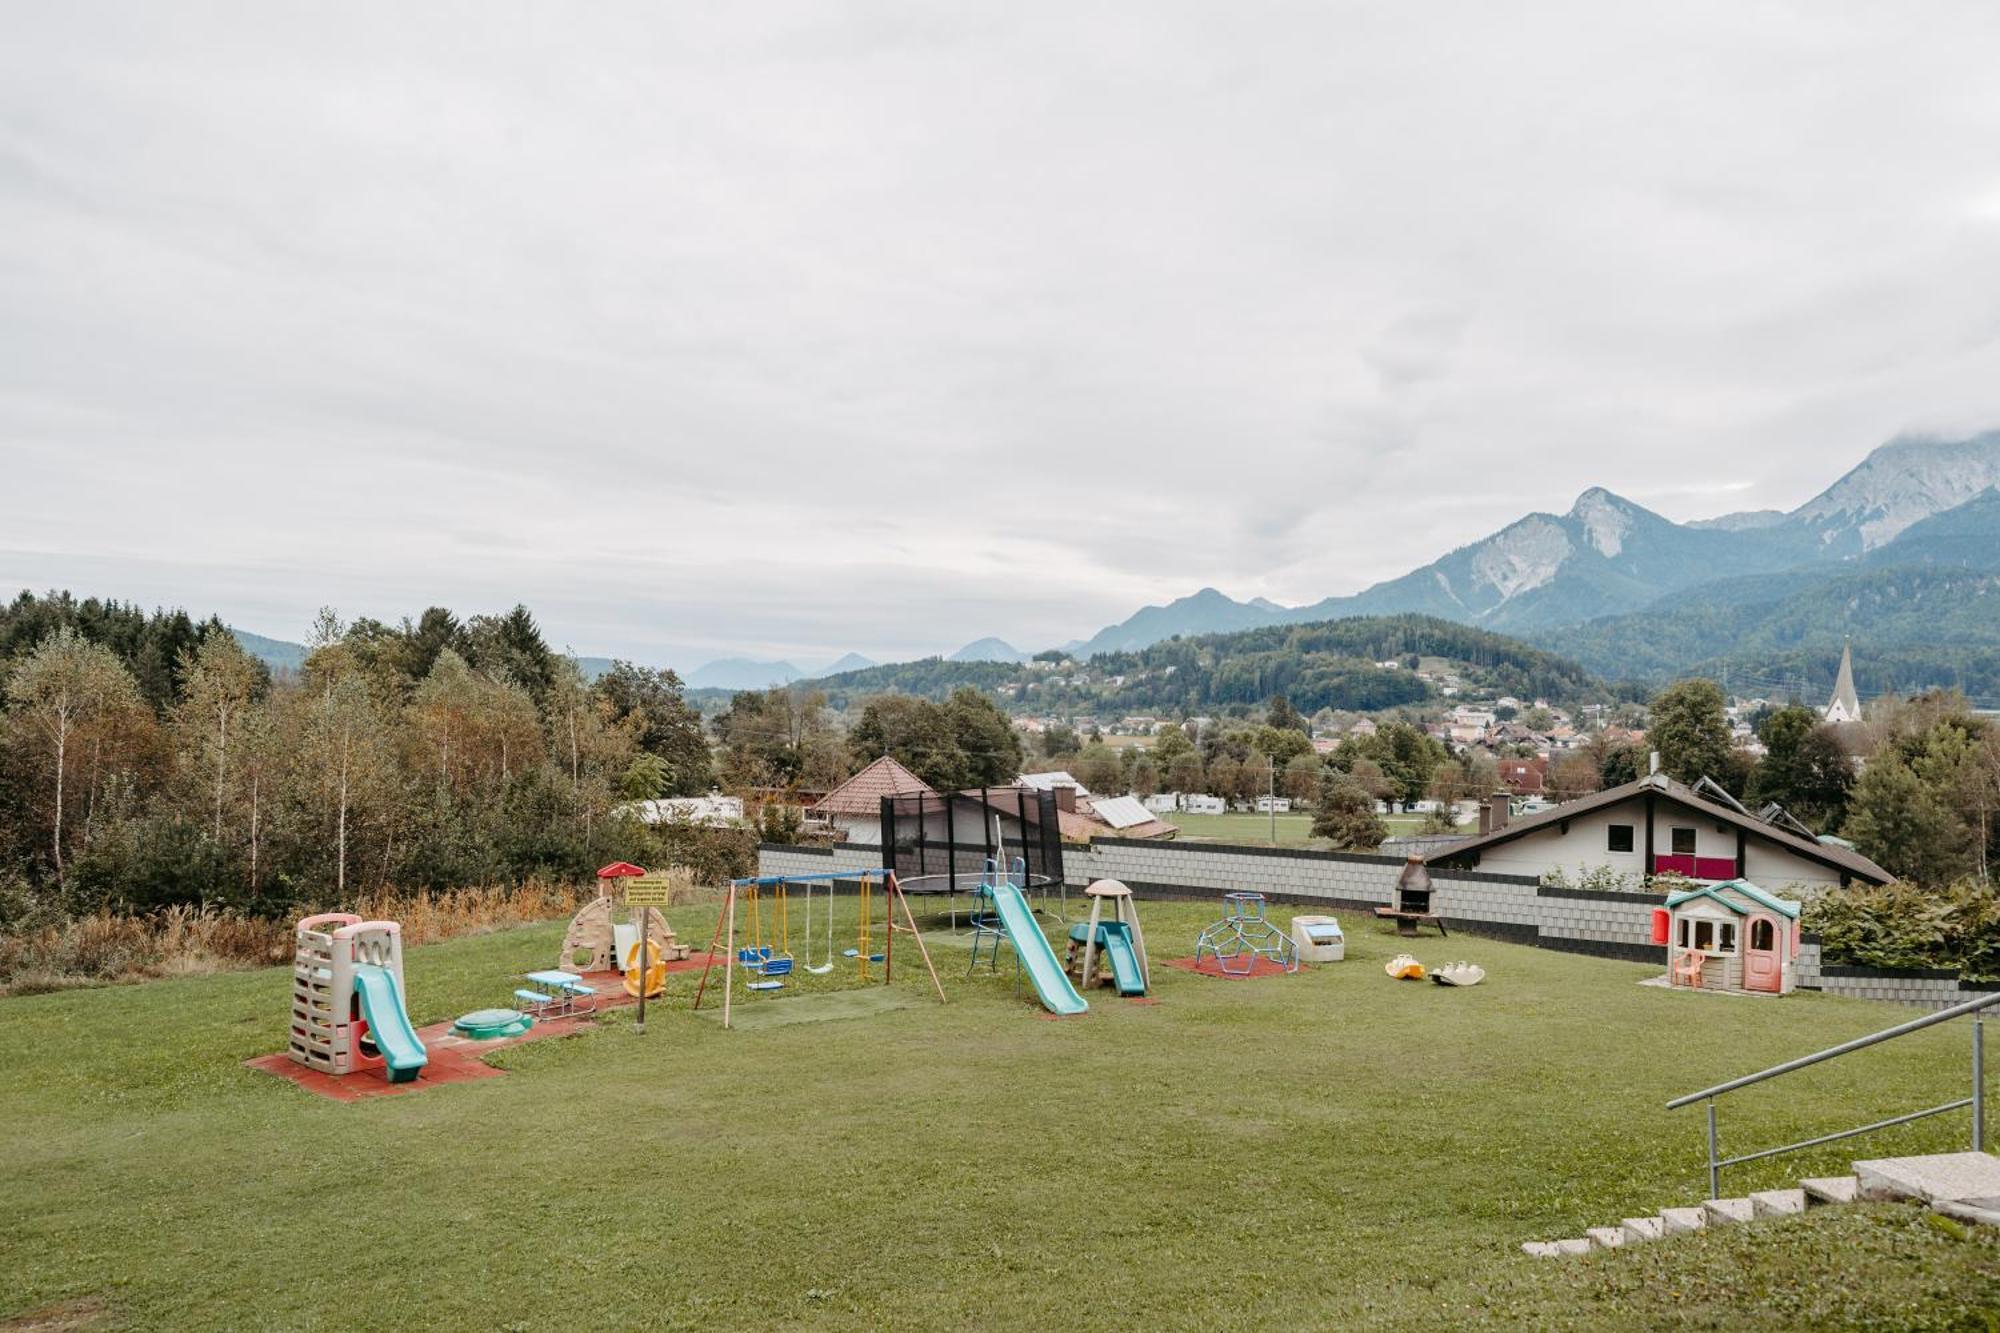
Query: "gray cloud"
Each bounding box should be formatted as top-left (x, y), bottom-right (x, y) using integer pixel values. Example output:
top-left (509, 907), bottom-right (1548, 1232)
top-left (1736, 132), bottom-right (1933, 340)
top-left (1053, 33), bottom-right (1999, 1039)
top-left (4, 2), bottom-right (1999, 671)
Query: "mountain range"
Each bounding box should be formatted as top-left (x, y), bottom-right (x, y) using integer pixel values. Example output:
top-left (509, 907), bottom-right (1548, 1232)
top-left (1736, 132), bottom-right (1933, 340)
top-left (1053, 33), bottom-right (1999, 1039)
top-left (948, 637), bottom-right (1030, 664)
top-left (224, 431), bottom-right (2000, 701)
top-left (1065, 431), bottom-right (2000, 671)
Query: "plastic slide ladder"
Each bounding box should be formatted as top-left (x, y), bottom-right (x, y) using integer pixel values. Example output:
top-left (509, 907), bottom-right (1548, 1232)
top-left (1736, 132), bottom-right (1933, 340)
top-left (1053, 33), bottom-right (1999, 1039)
top-left (1097, 921), bottom-right (1147, 996)
top-left (990, 883), bottom-right (1087, 1015)
top-left (352, 964), bottom-right (429, 1083)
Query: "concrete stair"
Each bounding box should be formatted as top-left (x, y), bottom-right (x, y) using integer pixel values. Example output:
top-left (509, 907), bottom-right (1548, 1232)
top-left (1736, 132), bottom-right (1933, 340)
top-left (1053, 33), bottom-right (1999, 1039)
top-left (1854, 1152), bottom-right (2000, 1205)
top-left (1522, 1152), bottom-right (2000, 1259)
top-left (1801, 1175), bottom-right (1859, 1205)
top-left (1750, 1188), bottom-right (1806, 1217)
top-left (1620, 1216), bottom-right (1664, 1244)
top-left (1659, 1206), bottom-right (1706, 1236)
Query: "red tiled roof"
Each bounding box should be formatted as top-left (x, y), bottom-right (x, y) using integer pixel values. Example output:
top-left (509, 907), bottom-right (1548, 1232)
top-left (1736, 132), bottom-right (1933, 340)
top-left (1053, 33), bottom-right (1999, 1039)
top-left (810, 755), bottom-right (936, 815)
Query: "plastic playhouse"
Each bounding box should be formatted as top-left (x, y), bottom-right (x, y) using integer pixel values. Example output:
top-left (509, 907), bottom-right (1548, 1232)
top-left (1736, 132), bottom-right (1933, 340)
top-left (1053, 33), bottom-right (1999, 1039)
top-left (1193, 892), bottom-right (1299, 976)
top-left (288, 914), bottom-right (428, 1084)
top-left (1064, 878), bottom-right (1151, 996)
top-left (1653, 878), bottom-right (1802, 994)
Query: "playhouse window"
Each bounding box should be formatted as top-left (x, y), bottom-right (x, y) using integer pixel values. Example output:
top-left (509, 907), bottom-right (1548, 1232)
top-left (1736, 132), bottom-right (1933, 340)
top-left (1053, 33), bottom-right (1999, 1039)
top-left (1717, 922), bottom-right (1736, 953)
top-left (1750, 919), bottom-right (1775, 951)
top-left (1607, 824), bottom-right (1634, 853)
top-left (1691, 919), bottom-right (1714, 951)
top-left (1670, 827), bottom-right (1697, 856)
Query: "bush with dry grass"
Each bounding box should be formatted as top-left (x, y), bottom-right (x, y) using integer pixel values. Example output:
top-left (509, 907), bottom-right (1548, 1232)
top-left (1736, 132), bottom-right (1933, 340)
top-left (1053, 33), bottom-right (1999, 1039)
top-left (0, 868), bottom-right (705, 996)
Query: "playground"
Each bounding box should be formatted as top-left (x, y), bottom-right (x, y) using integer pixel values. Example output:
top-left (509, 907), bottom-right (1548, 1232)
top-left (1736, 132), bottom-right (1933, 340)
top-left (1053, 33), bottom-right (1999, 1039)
top-left (1, 888), bottom-right (1994, 1330)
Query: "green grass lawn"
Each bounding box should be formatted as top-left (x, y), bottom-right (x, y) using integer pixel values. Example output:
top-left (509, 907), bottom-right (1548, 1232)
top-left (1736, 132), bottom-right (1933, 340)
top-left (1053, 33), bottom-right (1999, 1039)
top-left (1170, 811), bottom-right (1321, 844)
top-left (2, 899), bottom-right (1995, 1331)
top-left (1171, 811), bottom-right (1435, 845)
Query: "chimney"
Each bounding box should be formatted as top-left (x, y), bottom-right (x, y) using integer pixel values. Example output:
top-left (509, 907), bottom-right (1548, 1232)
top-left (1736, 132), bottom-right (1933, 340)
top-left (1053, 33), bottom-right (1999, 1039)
top-left (1054, 784), bottom-right (1077, 814)
top-left (1489, 791), bottom-right (1511, 831)
top-left (1649, 750), bottom-right (1661, 776)
top-left (1478, 804), bottom-right (1492, 835)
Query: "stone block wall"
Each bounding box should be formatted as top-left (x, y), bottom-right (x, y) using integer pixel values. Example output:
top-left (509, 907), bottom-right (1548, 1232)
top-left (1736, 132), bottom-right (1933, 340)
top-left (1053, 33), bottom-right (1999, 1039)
top-left (754, 842), bottom-right (887, 881)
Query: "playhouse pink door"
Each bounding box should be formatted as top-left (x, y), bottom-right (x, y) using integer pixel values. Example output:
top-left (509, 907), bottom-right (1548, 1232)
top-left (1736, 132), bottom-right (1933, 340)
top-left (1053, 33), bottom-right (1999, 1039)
top-left (1744, 916), bottom-right (1781, 993)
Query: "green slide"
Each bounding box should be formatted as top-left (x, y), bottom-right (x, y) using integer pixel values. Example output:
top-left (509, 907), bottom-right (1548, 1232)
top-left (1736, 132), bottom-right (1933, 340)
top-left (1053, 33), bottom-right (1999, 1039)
top-left (991, 882), bottom-right (1087, 1015)
top-left (1098, 921), bottom-right (1147, 996)
top-left (353, 964), bottom-right (428, 1083)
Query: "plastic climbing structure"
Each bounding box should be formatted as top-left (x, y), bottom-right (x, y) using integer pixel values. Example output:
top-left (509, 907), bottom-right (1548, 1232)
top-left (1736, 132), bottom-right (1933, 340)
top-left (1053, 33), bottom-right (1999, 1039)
top-left (1194, 892), bottom-right (1299, 976)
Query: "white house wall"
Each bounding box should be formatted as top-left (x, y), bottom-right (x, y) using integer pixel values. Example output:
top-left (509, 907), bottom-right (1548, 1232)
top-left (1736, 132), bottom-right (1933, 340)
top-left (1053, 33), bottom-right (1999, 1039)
top-left (1469, 794), bottom-right (1843, 890)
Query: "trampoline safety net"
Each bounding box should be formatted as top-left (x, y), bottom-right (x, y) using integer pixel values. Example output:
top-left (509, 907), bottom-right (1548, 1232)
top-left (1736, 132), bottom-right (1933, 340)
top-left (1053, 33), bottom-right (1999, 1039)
top-left (880, 787), bottom-right (1065, 893)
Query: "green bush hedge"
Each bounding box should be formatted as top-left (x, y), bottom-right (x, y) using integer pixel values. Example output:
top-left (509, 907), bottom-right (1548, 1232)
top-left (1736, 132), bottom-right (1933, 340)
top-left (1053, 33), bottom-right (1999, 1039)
top-left (1804, 880), bottom-right (2000, 980)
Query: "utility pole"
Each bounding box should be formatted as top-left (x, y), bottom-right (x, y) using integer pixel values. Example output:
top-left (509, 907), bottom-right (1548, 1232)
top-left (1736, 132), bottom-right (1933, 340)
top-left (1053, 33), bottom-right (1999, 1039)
top-left (1268, 758), bottom-right (1277, 845)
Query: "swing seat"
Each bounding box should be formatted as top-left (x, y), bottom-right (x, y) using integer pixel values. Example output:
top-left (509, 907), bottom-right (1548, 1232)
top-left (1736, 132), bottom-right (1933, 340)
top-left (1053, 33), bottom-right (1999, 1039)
top-left (760, 957), bottom-right (794, 977)
top-left (746, 979), bottom-right (785, 992)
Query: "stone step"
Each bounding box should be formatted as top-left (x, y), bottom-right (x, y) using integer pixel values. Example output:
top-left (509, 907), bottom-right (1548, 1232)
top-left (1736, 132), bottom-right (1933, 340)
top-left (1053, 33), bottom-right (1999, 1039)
top-left (1586, 1226), bottom-right (1626, 1249)
top-left (1621, 1216), bottom-right (1665, 1243)
top-left (1555, 1237), bottom-right (1593, 1256)
top-left (1934, 1197), bottom-right (2000, 1228)
top-left (1660, 1206), bottom-right (1707, 1235)
top-left (1750, 1188), bottom-right (1807, 1217)
top-left (1521, 1241), bottom-right (1561, 1258)
top-left (1853, 1152), bottom-right (2000, 1205)
top-left (1801, 1175), bottom-right (1858, 1206)
top-left (1703, 1197), bottom-right (1755, 1225)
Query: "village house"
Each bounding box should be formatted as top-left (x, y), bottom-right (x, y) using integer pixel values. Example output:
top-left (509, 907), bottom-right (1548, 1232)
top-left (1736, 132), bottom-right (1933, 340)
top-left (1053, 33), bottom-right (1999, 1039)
top-left (1423, 771), bottom-right (1893, 891)
top-left (806, 754), bottom-right (936, 845)
top-left (1495, 757), bottom-right (1547, 795)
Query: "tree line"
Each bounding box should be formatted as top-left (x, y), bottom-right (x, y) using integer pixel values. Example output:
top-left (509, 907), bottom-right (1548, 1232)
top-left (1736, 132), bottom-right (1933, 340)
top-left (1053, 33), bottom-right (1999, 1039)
top-left (0, 594), bottom-right (724, 920)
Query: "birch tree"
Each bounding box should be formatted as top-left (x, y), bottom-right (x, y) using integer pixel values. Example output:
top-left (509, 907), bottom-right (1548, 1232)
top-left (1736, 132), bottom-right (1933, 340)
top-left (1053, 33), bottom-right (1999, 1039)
top-left (173, 633), bottom-right (262, 841)
top-left (302, 672), bottom-right (389, 896)
top-left (4, 628), bottom-right (140, 884)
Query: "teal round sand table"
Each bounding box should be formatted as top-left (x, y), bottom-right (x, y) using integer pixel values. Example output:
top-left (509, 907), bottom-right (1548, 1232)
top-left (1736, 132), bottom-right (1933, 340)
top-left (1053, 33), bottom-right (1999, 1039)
top-left (452, 1008), bottom-right (533, 1040)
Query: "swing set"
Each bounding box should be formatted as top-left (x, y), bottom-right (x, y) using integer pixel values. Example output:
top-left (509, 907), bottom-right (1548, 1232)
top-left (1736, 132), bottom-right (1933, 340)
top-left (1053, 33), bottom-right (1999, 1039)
top-left (693, 869), bottom-right (946, 1030)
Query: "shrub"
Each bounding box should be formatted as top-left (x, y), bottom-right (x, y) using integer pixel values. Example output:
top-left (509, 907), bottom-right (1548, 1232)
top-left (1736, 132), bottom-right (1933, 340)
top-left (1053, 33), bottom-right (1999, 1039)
top-left (0, 880), bottom-right (609, 995)
top-left (1804, 880), bottom-right (2000, 980)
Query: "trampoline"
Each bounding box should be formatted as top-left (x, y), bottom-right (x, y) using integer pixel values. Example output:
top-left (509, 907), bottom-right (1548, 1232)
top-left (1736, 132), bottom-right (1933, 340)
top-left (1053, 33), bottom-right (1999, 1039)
top-left (878, 786), bottom-right (1069, 930)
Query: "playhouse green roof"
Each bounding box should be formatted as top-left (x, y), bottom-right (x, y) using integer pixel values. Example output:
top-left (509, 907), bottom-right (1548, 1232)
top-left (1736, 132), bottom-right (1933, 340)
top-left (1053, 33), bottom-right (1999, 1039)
top-left (1663, 878), bottom-right (1801, 920)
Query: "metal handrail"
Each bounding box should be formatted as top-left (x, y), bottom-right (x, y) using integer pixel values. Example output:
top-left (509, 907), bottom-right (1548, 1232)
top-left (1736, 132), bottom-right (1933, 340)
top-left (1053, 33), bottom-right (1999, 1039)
top-left (1666, 987), bottom-right (1996, 1198)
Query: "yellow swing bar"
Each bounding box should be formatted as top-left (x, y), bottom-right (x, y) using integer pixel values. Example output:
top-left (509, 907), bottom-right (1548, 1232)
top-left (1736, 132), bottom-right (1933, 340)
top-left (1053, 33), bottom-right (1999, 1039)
top-left (857, 875), bottom-right (873, 981)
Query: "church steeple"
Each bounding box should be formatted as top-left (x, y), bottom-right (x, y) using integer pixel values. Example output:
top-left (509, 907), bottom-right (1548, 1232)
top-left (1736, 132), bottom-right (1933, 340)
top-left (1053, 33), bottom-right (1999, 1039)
top-left (1823, 641), bottom-right (1862, 724)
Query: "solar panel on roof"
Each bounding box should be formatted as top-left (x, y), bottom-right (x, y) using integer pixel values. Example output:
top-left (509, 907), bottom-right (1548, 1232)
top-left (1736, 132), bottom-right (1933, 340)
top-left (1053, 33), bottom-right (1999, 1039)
top-left (1090, 796), bottom-right (1153, 830)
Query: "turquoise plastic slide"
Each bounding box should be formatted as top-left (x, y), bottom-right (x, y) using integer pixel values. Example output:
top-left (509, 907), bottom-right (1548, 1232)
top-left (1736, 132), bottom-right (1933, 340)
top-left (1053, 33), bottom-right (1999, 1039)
top-left (1098, 921), bottom-right (1147, 996)
top-left (991, 882), bottom-right (1087, 1015)
top-left (353, 964), bottom-right (428, 1083)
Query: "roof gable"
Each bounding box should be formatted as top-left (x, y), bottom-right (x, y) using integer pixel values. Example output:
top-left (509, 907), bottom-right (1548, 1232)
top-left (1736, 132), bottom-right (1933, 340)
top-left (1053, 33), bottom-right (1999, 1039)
top-left (811, 755), bottom-right (936, 815)
top-left (1665, 878), bottom-right (1802, 919)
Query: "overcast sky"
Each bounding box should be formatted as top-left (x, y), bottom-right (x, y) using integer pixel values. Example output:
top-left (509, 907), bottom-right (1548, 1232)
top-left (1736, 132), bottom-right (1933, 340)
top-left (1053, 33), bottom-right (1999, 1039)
top-left (5, 3), bottom-right (2000, 671)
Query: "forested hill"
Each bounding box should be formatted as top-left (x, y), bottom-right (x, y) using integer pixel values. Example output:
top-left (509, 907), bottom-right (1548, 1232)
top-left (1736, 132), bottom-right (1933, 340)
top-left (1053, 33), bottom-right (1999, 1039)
top-left (794, 615), bottom-right (1605, 716)
top-left (1541, 565), bottom-right (2000, 700)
